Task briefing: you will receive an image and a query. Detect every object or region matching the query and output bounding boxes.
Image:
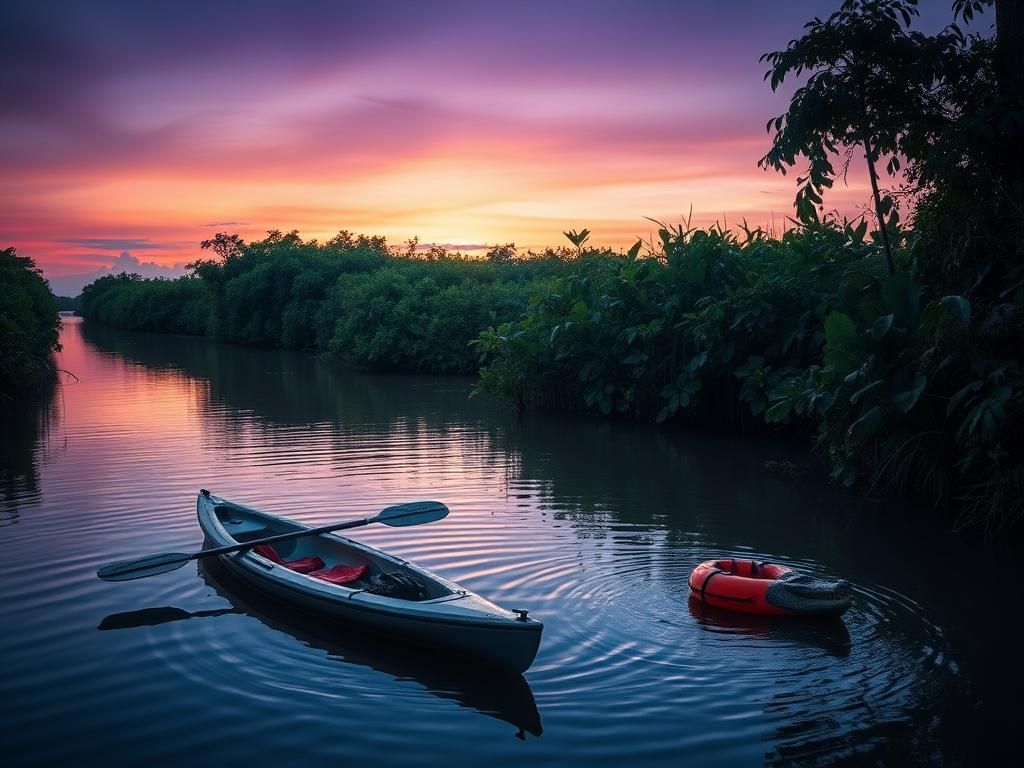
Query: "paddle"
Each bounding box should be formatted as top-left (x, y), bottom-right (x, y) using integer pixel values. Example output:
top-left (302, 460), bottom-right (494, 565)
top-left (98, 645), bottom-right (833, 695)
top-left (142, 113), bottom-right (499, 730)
top-left (97, 500), bottom-right (449, 582)
top-left (98, 606), bottom-right (241, 630)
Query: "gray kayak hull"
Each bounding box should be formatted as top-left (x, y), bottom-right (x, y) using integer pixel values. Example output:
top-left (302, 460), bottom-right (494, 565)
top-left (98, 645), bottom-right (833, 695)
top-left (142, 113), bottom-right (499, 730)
top-left (197, 492), bottom-right (543, 672)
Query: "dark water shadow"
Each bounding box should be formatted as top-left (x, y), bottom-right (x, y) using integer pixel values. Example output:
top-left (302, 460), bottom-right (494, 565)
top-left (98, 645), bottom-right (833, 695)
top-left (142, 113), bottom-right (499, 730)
top-left (97, 560), bottom-right (544, 739)
top-left (195, 557), bottom-right (543, 738)
top-left (0, 375), bottom-right (61, 522)
top-left (98, 606), bottom-right (242, 630)
top-left (198, 559), bottom-right (543, 738)
top-left (687, 597), bottom-right (852, 659)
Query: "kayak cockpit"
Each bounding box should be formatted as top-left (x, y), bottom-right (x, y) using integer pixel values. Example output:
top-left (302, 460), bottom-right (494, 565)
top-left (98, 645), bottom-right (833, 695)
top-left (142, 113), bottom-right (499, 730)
top-left (213, 503), bottom-right (457, 601)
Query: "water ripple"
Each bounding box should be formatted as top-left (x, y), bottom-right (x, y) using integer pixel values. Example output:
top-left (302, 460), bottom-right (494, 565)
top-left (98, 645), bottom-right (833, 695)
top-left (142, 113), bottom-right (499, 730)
top-left (0, 319), bottom-right (988, 767)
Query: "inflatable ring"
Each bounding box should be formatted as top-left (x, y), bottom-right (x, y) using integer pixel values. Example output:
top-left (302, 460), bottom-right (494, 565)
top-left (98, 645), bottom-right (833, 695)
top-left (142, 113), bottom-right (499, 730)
top-left (689, 558), bottom-right (852, 617)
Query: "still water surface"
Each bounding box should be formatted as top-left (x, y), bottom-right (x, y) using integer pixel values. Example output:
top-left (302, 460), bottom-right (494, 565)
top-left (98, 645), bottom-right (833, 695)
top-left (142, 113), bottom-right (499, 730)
top-left (1, 318), bottom-right (1017, 765)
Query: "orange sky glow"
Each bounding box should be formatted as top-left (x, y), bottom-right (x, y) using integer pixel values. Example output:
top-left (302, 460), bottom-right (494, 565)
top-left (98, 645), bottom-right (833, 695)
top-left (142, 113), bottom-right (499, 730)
top-left (1, 1), bottom-right (897, 286)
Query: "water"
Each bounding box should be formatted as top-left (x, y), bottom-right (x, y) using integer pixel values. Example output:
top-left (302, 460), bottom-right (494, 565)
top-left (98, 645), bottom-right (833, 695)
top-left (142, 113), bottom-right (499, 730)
top-left (1, 318), bottom-right (1017, 766)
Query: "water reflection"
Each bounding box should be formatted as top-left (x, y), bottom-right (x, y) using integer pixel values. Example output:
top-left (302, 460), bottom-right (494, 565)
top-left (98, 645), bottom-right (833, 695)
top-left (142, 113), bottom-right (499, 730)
top-left (0, 375), bottom-right (60, 523)
top-left (80, 320), bottom-right (849, 557)
top-left (687, 599), bottom-right (852, 659)
top-left (193, 557), bottom-right (544, 739)
top-left (98, 606), bottom-right (242, 630)
top-left (5, 319), bottom-right (998, 764)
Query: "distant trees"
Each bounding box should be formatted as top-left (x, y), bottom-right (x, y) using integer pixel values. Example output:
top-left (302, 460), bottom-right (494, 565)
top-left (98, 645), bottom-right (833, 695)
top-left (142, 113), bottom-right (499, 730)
top-left (53, 295), bottom-right (80, 313)
top-left (79, 273), bottom-right (213, 335)
top-left (81, 230), bottom-right (597, 373)
top-left (0, 248), bottom-right (60, 403)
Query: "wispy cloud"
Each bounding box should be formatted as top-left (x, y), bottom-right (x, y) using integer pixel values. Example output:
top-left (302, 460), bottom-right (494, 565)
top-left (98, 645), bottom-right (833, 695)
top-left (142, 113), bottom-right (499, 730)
top-left (413, 242), bottom-right (489, 251)
top-left (200, 221), bottom-right (250, 227)
top-left (57, 237), bottom-right (189, 251)
top-left (46, 250), bottom-right (187, 296)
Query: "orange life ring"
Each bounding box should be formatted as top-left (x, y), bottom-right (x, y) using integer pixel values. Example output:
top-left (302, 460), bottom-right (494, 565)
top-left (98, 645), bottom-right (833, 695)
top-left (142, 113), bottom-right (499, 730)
top-left (688, 558), bottom-right (852, 617)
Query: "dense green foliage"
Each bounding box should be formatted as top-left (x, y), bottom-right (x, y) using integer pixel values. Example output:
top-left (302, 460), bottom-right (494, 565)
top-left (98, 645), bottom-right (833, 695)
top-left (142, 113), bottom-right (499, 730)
top-left (475, 217), bottom-right (1021, 526)
top-left (80, 273), bottom-right (213, 335)
top-left (81, 230), bottom-right (590, 374)
top-left (0, 248), bottom-right (60, 402)
top-left (53, 295), bottom-right (80, 313)
top-left (77, 0), bottom-right (1023, 527)
top-left (476, 0), bottom-right (1023, 528)
top-left (322, 256), bottom-right (570, 372)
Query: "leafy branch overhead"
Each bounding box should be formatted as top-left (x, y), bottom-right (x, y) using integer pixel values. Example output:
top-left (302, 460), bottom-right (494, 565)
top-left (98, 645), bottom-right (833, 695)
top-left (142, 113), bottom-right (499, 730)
top-left (758, 0), bottom-right (973, 274)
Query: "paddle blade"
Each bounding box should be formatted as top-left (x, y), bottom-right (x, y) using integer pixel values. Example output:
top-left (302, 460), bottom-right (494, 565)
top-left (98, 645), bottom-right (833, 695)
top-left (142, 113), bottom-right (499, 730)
top-left (98, 607), bottom-right (194, 630)
top-left (97, 552), bottom-right (192, 582)
top-left (376, 501), bottom-right (449, 527)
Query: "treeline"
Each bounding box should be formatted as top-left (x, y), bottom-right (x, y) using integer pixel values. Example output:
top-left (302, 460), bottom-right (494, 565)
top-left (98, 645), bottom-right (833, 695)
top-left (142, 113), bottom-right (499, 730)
top-left (0, 248), bottom-right (60, 403)
top-left (77, 0), bottom-right (1023, 527)
top-left (475, 218), bottom-right (1021, 527)
top-left (80, 231), bottom-right (604, 373)
top-left (80, 274), bottom-right (212, 336)
top-left (475, 0), bottom-right (1024, 528)
top-left (53, 296), bottom-right (81, 313)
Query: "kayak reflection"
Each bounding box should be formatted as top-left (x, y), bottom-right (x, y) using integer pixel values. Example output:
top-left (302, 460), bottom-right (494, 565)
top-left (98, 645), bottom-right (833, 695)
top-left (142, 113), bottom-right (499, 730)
top-left (197, 556), bottom-right (543, 739)
top-left (98, 605), bottom-right (241, 629)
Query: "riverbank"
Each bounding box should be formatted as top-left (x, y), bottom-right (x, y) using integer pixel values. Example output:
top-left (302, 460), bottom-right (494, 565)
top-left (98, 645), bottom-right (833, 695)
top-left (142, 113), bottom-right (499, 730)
top-left (0, 248), bottom-right (60, 406)
top-left (75, 222), bottom-right (1022, 530)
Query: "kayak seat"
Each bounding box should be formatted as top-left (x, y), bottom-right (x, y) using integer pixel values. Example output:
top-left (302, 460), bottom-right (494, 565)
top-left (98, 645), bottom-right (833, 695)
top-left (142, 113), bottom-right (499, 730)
top-left (310, 563), bottom-right (368, 585)
top-left (252, 544), bottom-right (325, 574)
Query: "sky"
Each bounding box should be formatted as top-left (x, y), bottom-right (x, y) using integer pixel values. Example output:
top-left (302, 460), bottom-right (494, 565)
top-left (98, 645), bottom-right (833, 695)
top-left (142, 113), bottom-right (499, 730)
top-left (1, 0), bottom-right (963, 289)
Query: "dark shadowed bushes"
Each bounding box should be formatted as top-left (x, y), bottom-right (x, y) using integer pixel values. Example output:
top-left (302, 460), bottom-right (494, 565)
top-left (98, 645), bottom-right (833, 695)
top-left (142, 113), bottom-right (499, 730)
top-left (0, 248), bottom-right (60, 402)
top-left (80, 273), bottom-right (212, 335)
top-left (474, 214), bottom-right (1022, 528)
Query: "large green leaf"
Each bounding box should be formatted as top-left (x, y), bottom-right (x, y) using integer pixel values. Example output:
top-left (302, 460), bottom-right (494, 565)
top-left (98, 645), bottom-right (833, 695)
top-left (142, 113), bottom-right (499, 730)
top-left (941, 296), bottom-right (970, 324)
top-left (920, 295), bottom-right (971, 334)
top-left (824, 311), bottom-right (856, 342)
top-left (851, 378), bottom-right (886, 404)
top-left (881, 273), bottom-right (920, 330)
top-left (765, 399), bottom-right (793, 423)
top-left (823, 311), bottom-right (859, 373)
top-left (892, 374), bottom-right (927, 413)
top-left (847, 406), bottom-right (882, 445)
top-left (871, 313), bottom-right (894, 339)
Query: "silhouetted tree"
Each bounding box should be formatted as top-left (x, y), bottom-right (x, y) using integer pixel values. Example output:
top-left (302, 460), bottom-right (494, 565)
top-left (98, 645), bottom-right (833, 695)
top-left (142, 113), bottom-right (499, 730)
top-left (0, 248), bottom-right (60, 401)
top-left (759, 0), bottom-right (967, 275)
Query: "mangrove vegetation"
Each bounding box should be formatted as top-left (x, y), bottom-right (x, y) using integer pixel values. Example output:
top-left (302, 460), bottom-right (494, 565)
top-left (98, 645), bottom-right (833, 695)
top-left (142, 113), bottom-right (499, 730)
top-left (70, 0), bottom-right (1022, 528)
top-left (0, 248), bottom-right (60, 404)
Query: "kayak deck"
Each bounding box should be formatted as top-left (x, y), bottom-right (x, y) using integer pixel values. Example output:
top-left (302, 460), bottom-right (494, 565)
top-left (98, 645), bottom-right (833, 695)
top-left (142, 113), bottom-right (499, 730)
top-left (213, 502), bottom-right (453, 600)
top-left (196, 492), bottom-right (544, 672)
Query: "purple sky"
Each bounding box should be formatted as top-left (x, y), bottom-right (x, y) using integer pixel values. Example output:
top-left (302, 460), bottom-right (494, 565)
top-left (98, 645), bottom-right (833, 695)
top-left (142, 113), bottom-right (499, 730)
top-left (0, 0), bottom-right (969, 283)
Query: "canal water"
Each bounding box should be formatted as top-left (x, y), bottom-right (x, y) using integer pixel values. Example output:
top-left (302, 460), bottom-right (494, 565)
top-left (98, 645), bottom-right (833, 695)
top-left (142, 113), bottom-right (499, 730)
top-left (1, 318), bottom-right (1016, 765)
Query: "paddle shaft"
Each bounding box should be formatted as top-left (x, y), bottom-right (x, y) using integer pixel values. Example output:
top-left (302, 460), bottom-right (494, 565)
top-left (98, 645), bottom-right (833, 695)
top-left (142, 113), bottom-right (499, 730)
top-left (97, 498), bottom-right (448, 582)
top-left (192, 515), bottom-right (374, 561)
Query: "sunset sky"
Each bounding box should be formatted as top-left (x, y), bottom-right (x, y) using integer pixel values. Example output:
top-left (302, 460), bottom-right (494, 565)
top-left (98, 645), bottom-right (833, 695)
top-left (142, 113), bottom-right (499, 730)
top-left (1, 0), bottom-right (954, 287)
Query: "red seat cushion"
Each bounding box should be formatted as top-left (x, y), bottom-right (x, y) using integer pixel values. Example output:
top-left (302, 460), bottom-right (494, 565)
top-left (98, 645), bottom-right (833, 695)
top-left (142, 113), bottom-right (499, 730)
top-left (310, 564), bottom-right (368, 585)
top-left (282, 556), bottom-right (327, 574)
top-left (252, 544), bottom-right (324, 574)
top-left (253, 544), bottom-right (284, 563)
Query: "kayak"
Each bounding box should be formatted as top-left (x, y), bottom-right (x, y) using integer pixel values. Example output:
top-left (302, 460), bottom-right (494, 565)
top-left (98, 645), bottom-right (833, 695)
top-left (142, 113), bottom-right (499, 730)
top-left (688, 558), bottom-right (852, 617)
top-left (197, 490), bottom-right (543, 672)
